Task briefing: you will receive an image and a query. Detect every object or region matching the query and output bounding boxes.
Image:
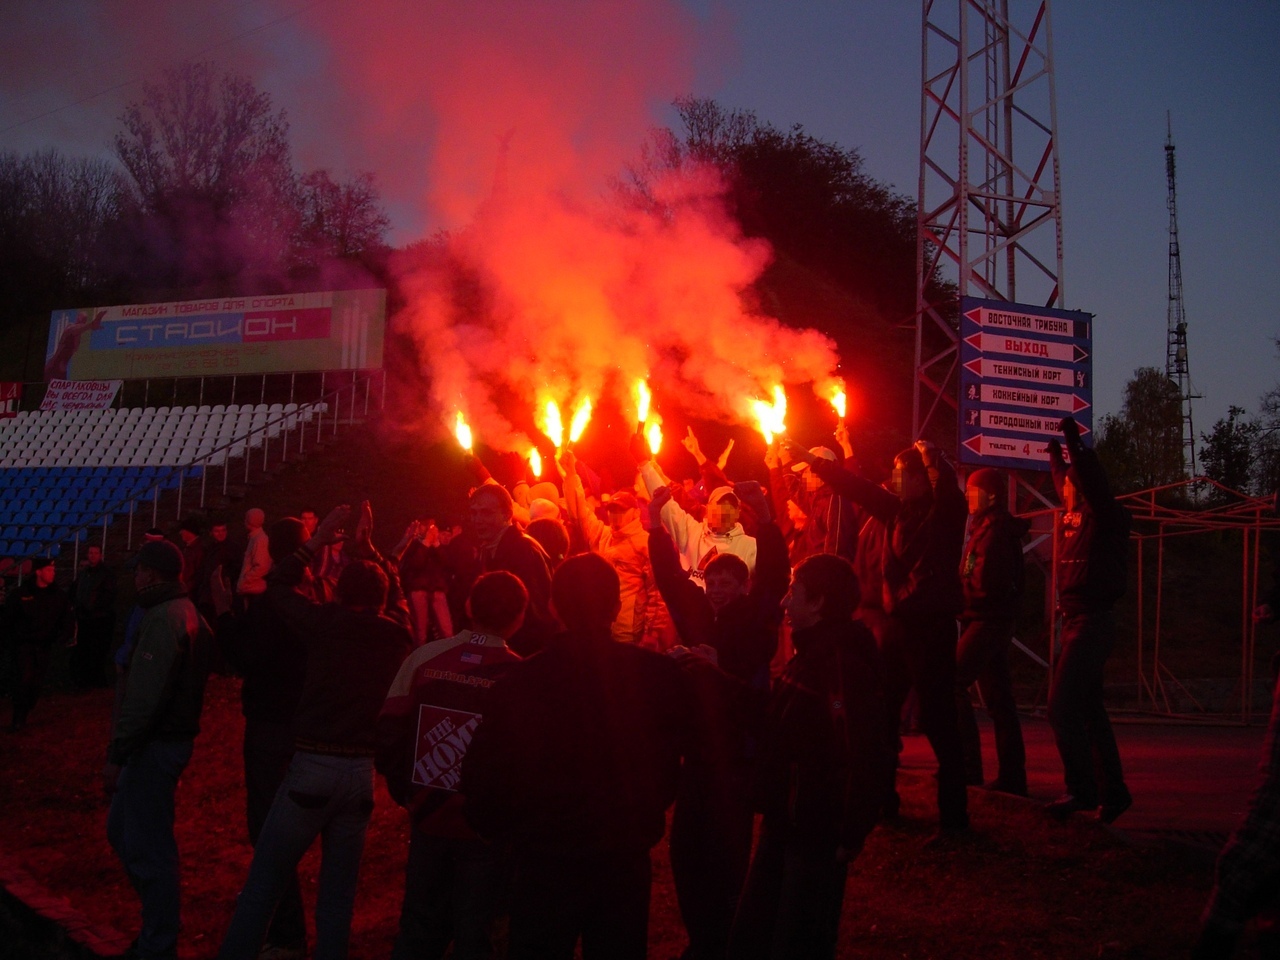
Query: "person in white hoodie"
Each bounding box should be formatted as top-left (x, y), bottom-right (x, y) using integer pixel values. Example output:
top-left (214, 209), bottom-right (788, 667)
top-left (634, 441), bottom-right (757, 586)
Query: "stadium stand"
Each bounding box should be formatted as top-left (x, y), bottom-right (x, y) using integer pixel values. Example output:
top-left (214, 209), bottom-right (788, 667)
top-left (0, 403), bottom-right (324, 562)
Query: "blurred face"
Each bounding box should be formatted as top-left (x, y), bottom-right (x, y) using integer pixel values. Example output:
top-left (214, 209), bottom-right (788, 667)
top-left (35, 564), bottom-right (56, 587)
top-left (705, 498), bottom-right (740, 535)
top-left (86, 546), bottom-right (102, 566)
top-left (606, 506), bottom-right (637, 533)
top-left (469, 495), bottom-right (510, 547)
top-left (211, 524), bottom-right (227, 542)
top-left (892, 459), bottom-right (930, 502)
top-left (783, 576), bottom-right (823, 631)
top-left (966, 485), bottom-right (993, 516)
top-left (802, 467), bottom-right (824, 493)
top-left (705, 569), bottom-right (748, 613)
top-left (300, 511), bottom-right (319, 536)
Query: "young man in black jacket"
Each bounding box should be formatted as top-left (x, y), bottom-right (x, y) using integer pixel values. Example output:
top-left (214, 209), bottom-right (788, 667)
top-left (729, 553), bottom-right (894, 960)
top-left (461, 552), bottom-right (692, 960)
top-left (1045, 416), bottom-right (1133, 824)
top-left (956, 467), bottom-right (1029, 795)
top-left (785, 438), bottom-right (970, 833)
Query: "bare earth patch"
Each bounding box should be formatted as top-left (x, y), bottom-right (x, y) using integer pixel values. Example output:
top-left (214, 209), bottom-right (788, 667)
top-left (1, 675), bottom-right (1211, 959)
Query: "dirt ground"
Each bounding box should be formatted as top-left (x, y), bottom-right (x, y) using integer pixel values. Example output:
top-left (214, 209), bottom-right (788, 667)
top-left (0, 674), bottom-right (1224, 960)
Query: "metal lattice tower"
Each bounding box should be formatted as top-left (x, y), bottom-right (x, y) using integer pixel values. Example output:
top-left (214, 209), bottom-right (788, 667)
top-left (1164, 114), bottom-right (1197, 475)
top-left (914, 0), bottom-right (1065, 437)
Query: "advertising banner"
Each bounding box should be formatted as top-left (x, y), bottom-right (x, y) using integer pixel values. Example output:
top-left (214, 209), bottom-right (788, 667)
top-left (40, 379), bottom-right (122, 411)
top-left (0, 381), bottom-right (19, 418)
top-left (45, 288), bottom-right (386, 380)
top-left (958, 296), bottom-right (1094, 471)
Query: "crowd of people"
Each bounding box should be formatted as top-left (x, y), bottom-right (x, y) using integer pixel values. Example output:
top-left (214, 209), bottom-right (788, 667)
top-left (1, 414), bottom-right (1165, 960)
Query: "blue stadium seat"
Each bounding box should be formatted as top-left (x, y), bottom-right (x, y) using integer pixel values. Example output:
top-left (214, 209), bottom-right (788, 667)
top-left (0, 542), bottom-right (9, 555)
top-left (19, 526), bottom-right (35, 540)
top-left (1, 526), bottom-right (16, 539)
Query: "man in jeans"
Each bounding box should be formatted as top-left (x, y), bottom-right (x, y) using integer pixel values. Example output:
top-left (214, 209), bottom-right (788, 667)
top-left (105, 540), bottom-right (213, 960)
top-left (217, 504), bottom-right (412, 960)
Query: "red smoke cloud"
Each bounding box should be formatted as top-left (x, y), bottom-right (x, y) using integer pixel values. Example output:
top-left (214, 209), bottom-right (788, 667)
top-left (297, 0), bottom-right (839, 450)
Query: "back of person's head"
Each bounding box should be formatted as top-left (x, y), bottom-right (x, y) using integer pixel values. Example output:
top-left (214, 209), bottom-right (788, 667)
top-left (551, 552), bottom-right (620, 633)
top-left (468, 571), bottom-right (529, 635)
top-left (336, 559), bottom-right (388, 610)
top-left (470, 483), bottom-right (514, 518)
top-left (894, 446), bottom-right (926, 476)
top-left (268, 518), bottom-right (308, 562)
top-left (525, 517), bottom-right (569, 567)
top-left (792, 553), bottom-right (860, 622)
top-left (245, 507), bottom-right (265, 530)
top-left (704, 552), bottom-right (749, 586)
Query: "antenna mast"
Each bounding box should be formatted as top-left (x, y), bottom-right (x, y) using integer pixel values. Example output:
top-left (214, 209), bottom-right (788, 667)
top-left (1165, 113), bottom-right (1197, 475)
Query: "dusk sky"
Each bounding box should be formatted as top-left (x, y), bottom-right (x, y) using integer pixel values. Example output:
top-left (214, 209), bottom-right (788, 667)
top-left (3, 0), bottom-right (1277, 430)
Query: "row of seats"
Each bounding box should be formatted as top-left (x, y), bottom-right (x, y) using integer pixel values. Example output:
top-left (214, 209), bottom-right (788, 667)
top-left (0, 403), bottom-right (326, 470)
top-left (0, 402), bottom-right (330, 559)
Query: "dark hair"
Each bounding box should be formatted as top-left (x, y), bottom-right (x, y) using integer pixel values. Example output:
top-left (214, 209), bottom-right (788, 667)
top-left (336, 560), bottom-right (389, 610)
top-left (704, 552), bottom-right (749, 585)
top-left (268, 518), bottom-right (308, 562)
top-left (551, 552), bottom-right (620, 632)
top-left (178, 516), bottom-right (203, 535)
top-left (470, 483), bottom-right (514, 518)
top-left (468, 571), bottom-right (529, 634)
top-left (525, 517), bottom-right (569, 567)
top-left (792, 553), bottom-right (860, 622)
top-left (894, 446), bottom-right (926, 475)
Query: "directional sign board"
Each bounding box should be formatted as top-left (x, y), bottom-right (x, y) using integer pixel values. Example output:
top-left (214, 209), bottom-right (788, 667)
top-left (959, 297), bottom-right (1093, 471)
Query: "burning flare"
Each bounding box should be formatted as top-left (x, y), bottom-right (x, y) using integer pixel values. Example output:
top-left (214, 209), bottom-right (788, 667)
top-left (454, 411), bottom-right (473, 451)
top-left (569, 397), bottom-right (593, 444)
top-left (528, 447), bottom-right (543, 478)
top-left (830, 387), bottom-right (846, 419)
top-left (646, 418), bottom-right (663, 456)
top-left (750, 385), bottom-right (787, 444)
top-left (634, 379), bottom-right (651, 426)
top-left (541, 399), bottom-right (564, 450)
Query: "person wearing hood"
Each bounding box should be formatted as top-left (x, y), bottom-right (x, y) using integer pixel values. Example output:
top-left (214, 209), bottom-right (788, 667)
top-left (1045, 416), bottom-right (1133, 825)
top-left (774, 422), bottom-right (861, 566)
top-left (632, 433), bottom-right (757, 586)
top-left (561, 447), bottom-right (656, 645)
top-left (729, 553), bottom-right (894, 960)
top-left (956, 467), bottom-right (1030, 796)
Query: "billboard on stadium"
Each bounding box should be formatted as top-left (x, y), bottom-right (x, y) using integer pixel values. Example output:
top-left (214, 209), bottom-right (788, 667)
top-left (45, 289), bottom-right (386, 381)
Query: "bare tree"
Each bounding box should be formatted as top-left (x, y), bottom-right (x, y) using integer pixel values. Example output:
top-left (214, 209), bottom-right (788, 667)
top-left (297, 170), bottom-right (391, 260)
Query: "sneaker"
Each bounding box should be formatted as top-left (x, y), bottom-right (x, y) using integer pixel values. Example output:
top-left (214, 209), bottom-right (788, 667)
top-left (1044, 794), bottom-right (1094, 820)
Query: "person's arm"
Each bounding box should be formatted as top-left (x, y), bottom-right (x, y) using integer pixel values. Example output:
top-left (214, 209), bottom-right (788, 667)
top-left (788, 440), bottom-right (900, 522)
top-left (375, 651), bottom-right (421, 807)
top-left (1060, 417), bottom-right (1119, 515)
top-left (560, 448), bottom-right (606, 549)
top-left (645, 488), bottom-right (714, 647)
top-left (836, 641), bottom-right (896, 860)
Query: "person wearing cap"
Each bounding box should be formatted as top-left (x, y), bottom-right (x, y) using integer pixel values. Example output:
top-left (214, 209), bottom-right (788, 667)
top-left (105, 539), bottom-right (213, 960)
top-left (560, 447), bottom-right (658, 645)
top-left (237, 508), bottom-right (272, 599)
top-left (956, 467), bottom-right (1030, 796)
top-left (1045, 416), bottom-right (1133, 824)
top-left (775, 421), bottom-right (861, 565)
top-left (217, 504), bottom-right (413, 960)
top-left (784, 437), bottom-right (970, 835)
top-left (632, 432), bottom-right (757, 586)
top-left (3, 556), bottom-right (74, 731)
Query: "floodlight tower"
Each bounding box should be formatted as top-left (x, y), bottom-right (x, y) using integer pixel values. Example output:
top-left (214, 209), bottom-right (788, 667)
top-left (914, 0), bottom-right (1065, 437)
top-left (1164, 114), bottom-right (1197, 475)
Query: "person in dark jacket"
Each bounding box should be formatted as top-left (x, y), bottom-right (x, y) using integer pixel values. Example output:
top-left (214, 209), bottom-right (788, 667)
top-left (212, 518), bottom-right (323, 960)
top-left (786, 438), bottom-right (970, 833)
top-left (376, 571), bottom-right (527, 960)
top-left (217, 504), bottom-right (413, 960)
top-left (69, 544), bottom-right (117, 690)
top-left (4, 557), bottom-right (74, 730)
top-left (104, 539), bottom-right (213, 960)
top-left (956, 467), bottom-right (1029, 795)
top-left (1045, 416), bottom-right (1133, 824)
top-left (455, 483), bottom-right (555, 656)
top-left (647, 479), bottom-right (788, 960)
top-left (729, 553), bottom-right (894, 960)
top-left (461, 552), bottom-right (692, 960)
